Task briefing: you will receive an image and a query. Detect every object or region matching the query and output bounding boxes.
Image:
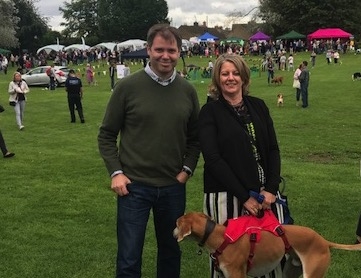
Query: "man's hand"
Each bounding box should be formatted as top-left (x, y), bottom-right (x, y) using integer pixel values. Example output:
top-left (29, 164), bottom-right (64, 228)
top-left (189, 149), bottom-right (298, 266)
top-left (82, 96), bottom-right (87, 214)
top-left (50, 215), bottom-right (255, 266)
top-left (111, 173), bottom-right (131, 196)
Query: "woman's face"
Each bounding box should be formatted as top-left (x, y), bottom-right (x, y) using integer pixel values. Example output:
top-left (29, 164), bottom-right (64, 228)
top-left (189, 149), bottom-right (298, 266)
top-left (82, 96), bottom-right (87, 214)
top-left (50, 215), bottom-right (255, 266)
top-left (219, 61), bottom-right (242, 97)
top-left (14, 73), bottom-right (21, 82)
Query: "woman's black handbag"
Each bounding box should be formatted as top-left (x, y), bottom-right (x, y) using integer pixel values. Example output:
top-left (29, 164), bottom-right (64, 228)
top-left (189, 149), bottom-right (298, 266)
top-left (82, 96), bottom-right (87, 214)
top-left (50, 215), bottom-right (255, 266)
top-left (9, 101), bottom-right (16, 106)
top-left (0, 104), bottom-right (4, 112)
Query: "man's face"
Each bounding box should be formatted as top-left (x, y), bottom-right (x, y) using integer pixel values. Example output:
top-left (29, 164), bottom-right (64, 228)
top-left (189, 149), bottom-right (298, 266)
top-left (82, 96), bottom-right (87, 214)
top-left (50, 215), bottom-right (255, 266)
top-left (147, 34), bottom-right (180, 79)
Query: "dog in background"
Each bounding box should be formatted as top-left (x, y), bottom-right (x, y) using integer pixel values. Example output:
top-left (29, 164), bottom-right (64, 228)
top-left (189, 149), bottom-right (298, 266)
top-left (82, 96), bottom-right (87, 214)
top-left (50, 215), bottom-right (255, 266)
top-left (352, 72), bottom-right (361, 81)
top-left (277, 93), bottom-right (284, 107)
top-left (271, 76), bottom-right (284, 85)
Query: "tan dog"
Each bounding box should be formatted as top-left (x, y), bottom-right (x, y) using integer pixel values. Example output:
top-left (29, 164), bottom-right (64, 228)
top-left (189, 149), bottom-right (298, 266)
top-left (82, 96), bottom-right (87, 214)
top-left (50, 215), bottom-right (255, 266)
top-left (271, 76), bottom-right (284, 85)
top-left (173, 212), bottom-right (361, 278)
top-left (277, 94), bottom-right (284, 107)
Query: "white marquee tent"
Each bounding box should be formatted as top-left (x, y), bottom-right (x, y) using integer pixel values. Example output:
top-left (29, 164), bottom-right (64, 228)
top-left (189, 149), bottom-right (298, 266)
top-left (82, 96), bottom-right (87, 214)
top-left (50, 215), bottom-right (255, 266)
top-left (92, 42), bottom-right (117, 50)
top-left (64, 44), bottom-right (91, 51)
top-left (36, 44), bottom-right (65, 54)
top-left (117, 39), bottom-right (147, 51)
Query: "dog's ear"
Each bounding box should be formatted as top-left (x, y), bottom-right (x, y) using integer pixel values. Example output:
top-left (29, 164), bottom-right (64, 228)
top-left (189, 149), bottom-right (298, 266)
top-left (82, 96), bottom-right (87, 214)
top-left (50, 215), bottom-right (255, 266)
top-left (174, 214), bottom-right (192, 242)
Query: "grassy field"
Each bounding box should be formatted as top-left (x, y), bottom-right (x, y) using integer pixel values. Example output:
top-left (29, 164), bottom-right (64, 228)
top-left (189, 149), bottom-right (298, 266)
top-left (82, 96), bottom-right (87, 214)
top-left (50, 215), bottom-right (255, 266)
top-left (0, 51), bottom-right (360, 277)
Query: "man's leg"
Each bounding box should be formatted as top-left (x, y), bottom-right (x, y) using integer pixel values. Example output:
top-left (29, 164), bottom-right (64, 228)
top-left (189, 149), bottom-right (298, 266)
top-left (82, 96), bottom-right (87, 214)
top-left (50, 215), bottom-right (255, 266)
top-left (154, 183), bottom-right (185, 278)
top-left (74, 97), bottom-right (85, 123)
top-left (116, 182), bottom-right (154, 278)
top-left (68, 97), bottom-right (76, 122)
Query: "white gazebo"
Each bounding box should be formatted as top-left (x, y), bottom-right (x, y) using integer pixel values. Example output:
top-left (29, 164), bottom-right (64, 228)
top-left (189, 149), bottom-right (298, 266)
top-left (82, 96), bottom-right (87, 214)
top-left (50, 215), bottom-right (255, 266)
top-left (92, 42), bottom-right (117, 51)
top-left (117, 39), bottom-right (147, 51)
top-left (64, 44), bottom-right (91, 51)
top-left (36, 44), bottom-right (65, 54)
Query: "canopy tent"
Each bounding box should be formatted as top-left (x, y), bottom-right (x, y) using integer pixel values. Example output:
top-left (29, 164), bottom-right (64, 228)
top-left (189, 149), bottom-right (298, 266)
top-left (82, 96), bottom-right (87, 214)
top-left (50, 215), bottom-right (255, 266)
top-left (189, 36), bottom-right (200, 44)
top-left (36, 44), bottom-right (65, 54)
top-left (220, 37), bottom-right (244, 45)
top-left (308, 28), bottom-right (352, 40)
top-left (198, 32), bottom-right (219, 42)
top-left (120, 48), bottom-right (148, 67)
top-left (117, 39), bottom-right (147, 52)
top-left (182, 39), bottom-right (192, 48)
top-left (0, 48), bottom-right (11, 55)
top-left (249, 31), bottom-right (270, 41)
top-left (277, 30), bottom-right (306, 40)
top-left (92, 42), bottom-right (117, 50)
top-left (64, 44), bottom-right (90, 51)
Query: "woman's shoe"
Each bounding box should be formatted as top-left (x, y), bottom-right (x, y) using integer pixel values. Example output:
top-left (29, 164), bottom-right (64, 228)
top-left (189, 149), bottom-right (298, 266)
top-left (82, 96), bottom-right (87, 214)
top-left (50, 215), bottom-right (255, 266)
top-left (4, 152), bottom-right (15, 158)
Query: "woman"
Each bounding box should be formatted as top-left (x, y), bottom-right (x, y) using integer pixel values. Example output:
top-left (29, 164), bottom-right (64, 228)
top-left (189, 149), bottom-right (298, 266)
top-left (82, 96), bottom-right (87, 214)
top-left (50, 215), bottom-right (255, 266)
top-left (8, 72), bottom-right (29, 130)
top-left (198, 54), bottom-right (295, 278)
top-left (293, 64), bottom-right (302, 106)
top-left (86, 63), bottom-right (94, 85)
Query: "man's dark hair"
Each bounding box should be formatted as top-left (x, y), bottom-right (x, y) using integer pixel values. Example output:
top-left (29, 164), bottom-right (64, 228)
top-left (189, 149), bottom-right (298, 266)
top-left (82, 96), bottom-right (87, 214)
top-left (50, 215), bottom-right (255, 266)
top-left (147, 24), bottom-right (182, 50)
top-left (303, 61), bottom-right (308, 66)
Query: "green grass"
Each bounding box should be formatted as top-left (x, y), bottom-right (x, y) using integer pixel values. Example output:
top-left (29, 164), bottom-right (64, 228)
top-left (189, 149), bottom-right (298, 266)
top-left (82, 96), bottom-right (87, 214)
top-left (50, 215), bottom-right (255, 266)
top-left (0, 52), bottom-right (360, 277)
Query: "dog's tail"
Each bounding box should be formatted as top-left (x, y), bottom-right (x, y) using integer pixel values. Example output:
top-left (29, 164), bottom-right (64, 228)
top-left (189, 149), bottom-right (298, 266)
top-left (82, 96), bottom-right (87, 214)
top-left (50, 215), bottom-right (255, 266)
top-left (352, 74), bottom-right (354, 81)
top-left (328, 242), bottom-right (361, 251)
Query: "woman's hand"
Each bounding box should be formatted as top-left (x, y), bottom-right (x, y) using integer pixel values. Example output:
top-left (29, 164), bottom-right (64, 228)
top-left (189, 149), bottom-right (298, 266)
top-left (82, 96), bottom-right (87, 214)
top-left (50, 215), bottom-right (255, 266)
top-left (244, 197), bottom-right (262, 216)
top-left (259, 190), bottom-right (276, 210)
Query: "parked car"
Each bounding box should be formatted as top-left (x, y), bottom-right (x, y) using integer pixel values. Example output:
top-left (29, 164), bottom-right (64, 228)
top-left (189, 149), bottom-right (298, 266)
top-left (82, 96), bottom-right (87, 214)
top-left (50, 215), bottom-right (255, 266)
top-left (21, 66), bottom-right (69, 87)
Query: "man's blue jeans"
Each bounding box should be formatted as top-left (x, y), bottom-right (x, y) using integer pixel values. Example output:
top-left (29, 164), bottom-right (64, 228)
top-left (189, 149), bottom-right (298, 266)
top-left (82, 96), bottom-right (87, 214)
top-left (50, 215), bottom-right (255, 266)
top-left (116, 181), bottom-right (186, 278)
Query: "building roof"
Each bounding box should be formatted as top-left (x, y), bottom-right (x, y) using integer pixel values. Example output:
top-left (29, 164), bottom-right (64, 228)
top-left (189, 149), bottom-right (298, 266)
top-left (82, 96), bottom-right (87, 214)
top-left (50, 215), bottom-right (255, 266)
top-left (177, 22), bottom-right (227, 41)
top-left (226, 24), bottom-right (252, 40)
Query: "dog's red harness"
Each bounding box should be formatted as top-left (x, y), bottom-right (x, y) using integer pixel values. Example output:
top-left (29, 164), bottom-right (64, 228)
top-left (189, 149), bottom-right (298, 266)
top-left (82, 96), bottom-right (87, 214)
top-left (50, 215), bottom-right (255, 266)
top-left (210, 210), bottom-right (291, 273)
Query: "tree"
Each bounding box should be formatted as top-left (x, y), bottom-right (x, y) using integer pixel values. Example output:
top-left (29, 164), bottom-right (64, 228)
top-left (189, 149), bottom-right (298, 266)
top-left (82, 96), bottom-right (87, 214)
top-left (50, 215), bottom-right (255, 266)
top-left (59, 0), bottom-right (98, 38)
top-left (0, 0), bottom-right (19, 48)
top-left (258, 0), bottom-right (361, 38)
top-left (97, 0), bottom-right (169, 41)
top-left (13, 0), bottom-right (49, 53)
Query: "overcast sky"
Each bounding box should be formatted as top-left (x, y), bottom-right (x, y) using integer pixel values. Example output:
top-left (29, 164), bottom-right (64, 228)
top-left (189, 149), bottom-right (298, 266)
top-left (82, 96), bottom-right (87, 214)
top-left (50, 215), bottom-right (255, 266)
top-left (35, 0), bottom-right (259, 31)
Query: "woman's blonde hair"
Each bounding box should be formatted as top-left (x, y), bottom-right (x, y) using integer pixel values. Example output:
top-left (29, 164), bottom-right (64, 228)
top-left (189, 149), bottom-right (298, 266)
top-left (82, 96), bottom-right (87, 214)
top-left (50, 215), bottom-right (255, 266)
top-left (13, 71), bottom-right (21, 82)
top-left (209, 54), bottom-right (251, 99)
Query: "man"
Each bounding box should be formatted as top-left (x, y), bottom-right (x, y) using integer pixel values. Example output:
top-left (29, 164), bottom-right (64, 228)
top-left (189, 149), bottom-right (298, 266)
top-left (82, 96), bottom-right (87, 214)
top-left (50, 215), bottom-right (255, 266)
top-left (298, 61), bottom-right (310, 108)
top-left (98, 24), bottom-right (200, 278)
top-left (65, 69), bottom-right (85, 123)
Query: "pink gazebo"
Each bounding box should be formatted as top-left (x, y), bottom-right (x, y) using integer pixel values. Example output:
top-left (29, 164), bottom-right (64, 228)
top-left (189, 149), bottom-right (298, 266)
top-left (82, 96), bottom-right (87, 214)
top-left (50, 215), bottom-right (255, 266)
top-left (307, 28), bottom-right (352, 40)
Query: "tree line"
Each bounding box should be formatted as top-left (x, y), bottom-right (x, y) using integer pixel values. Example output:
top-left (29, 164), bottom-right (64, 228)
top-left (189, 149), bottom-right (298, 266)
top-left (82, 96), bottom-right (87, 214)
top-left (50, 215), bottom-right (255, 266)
top-left (1, 0), bottom-right (360, 54)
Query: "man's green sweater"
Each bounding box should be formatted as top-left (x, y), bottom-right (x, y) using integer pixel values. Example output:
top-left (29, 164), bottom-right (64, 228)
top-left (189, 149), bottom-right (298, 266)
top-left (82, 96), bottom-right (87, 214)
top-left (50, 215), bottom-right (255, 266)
top-left (98, 69), bottom-right (200, 186)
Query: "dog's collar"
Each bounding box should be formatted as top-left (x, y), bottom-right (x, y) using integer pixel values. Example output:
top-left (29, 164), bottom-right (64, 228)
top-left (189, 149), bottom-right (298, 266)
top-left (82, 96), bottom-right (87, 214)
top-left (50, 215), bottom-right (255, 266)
top-left (198, 218), bottom-right (216, 247)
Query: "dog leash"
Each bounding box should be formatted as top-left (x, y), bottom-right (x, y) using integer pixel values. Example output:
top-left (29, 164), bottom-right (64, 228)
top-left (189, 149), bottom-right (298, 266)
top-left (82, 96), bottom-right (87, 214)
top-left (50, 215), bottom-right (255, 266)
top-left (249, 190), bottom-right (292, 224)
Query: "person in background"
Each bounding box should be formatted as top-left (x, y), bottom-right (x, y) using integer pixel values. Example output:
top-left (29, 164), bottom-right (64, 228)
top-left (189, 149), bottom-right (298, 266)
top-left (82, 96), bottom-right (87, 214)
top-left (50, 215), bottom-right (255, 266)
top-left (109, 61), bottom-right (116, 92)
top-left (8, 72), bottom-right (29, 130)
top-left (86, 63), bottom-right (94, 85)
top-left (287, 54), bottom-right (294, 71)
top-left (0, 130), bottom-right (15, 158)
top-left (1, 55), bottom-right (8, 74)
top-left (310, 51), bottom-right (317, 68)
top-left (65, 69), bottom-right (85, 123)
top-left (298, 61), bottom-right (310, 108)
top-left (266, 57), bottom-right (275, 85)
top-left (198, 54), bottom-right (299, 278)
top-left (98, 23), bottom-right (200, 278)
top-left (47, 64), bottom-right (56, 90)
top-left (293, 63), bottom-right (303, 106)
top-left (356, 214), bottom-right (361, 244)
